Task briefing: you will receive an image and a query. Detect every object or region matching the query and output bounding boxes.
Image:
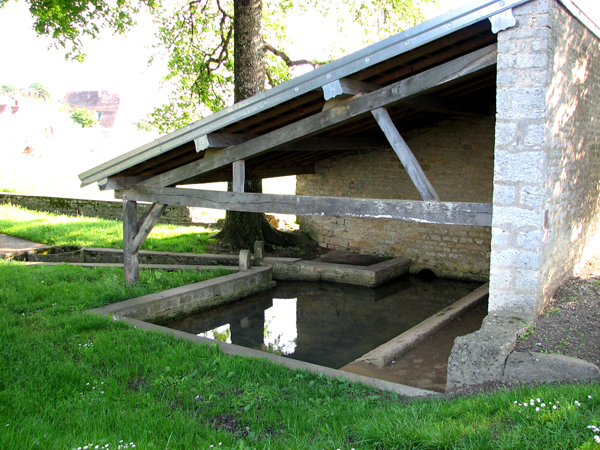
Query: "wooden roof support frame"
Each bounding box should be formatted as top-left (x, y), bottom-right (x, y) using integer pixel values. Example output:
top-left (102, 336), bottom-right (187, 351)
top-left (371, 107), bottom-right (440, 201)
top-left (116, 186), bottom-right (492, 227)
top-left (322, 77), bottom-right (440, 201)
top-left (137, 44), bottom-right (497, 188)
top-left (123, 201), bottom-right (168, 284)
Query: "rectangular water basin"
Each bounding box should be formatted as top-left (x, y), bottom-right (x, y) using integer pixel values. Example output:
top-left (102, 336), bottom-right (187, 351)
top-left (163, 275), bottom-right (482, 370)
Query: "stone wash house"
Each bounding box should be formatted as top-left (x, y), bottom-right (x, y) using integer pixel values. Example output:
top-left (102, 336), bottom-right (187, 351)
top-left (80, 0), bottom-right (600, 387)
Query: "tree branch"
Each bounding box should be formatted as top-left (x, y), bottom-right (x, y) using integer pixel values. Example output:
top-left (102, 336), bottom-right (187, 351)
top-left (263, 42), bottom-right (327, 68)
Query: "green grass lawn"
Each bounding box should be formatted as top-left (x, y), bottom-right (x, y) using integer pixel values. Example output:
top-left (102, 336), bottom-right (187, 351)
top-left (0, 204), bottom-right (216, 253)
top-left (1, 259), bottom-right (600, 449)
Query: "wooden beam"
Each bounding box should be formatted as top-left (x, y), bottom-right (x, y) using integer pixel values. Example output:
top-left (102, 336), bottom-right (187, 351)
top-left (138, 44), bottom-right (497, 189)
top-left (322, 78), bottom-right (380, 101)
top-left (195, 134), bottom-right (391, 152)
top-left (398, 95), bottom-right (487, 116)
top-left (232, 160), bottom-right (245, 193)
top-left (123, 200), bottom-right (139, 284)
top-left (116, 186), bottom-right (492, 226)
top-left (99, 176), bottom-right (153, 191)
top-left (371, 107), bottom-right (440, 202)
top-left (195, 133), bottom-right (255, 152)
top-left (132, 203), bottom-right (168, 254)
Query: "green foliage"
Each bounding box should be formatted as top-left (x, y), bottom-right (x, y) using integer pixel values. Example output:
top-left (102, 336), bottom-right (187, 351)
top-left (1, 83), bottom-right (16, 93)
top-left (11, 0), bottom-right (159, 61)
top-left (28, 82), bottom-right (50, 99)
top-left (70, 107), bottom-right (98, 128)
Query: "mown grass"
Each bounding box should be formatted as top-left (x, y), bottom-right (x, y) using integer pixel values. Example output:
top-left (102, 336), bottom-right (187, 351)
top-left (1, 259), bottom-right (600, 449)
top-left (0, 204), bottom-right (216, 253)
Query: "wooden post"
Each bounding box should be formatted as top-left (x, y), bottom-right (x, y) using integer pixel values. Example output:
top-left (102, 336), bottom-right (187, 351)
top-left (233, 160), bottom-right (246, 193)
top-left (371, 107), bottom-right (440, 202)
top-left (123, 200), bottom-right (139, 284)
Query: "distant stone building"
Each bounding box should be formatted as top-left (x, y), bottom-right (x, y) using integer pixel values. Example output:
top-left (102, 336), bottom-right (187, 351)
top-left (63, 91), bottom-right (120, 128)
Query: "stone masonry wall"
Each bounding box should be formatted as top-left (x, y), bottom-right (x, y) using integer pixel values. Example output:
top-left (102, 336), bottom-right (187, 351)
top-left (490, 0), bottom-right (600, 319)
top-left (297, 115), bottom-right (495, 281)
top-left (0, 193), bottom-right (196, 226)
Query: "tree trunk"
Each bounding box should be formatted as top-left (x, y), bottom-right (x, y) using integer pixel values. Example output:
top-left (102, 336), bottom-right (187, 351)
top-left (215, 0), bottom-right (301, 248)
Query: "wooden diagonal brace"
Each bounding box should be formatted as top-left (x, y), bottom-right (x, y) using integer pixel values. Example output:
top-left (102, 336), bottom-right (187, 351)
top-left (371, 107), bottom-right (440, 202)
top-left (132, 203), bottom-right (168, 254)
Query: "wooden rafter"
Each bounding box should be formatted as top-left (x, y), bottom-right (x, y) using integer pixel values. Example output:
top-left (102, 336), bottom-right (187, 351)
top-left (138, 44), bottom-right (497, 189)
top-left (116, 186), bottom-right (492, 227)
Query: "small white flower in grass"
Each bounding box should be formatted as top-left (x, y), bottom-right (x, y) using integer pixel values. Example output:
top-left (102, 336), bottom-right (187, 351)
top-left (553, 405), bottom-right (557, 410)
top-left (595, 436), bottom-right (600, 443)
top-left (537, 398), bottom-right (541, 403)
top-left (575, 400), bottom-right (581, 407)
top-left (514, 401), bottom-right (518, 404)
top-left (541, 403), bottom-right (546, 407)
top-left (589, 395), bottom-right (593, 399)
top-left (536, 407), bottom-right (540, 412)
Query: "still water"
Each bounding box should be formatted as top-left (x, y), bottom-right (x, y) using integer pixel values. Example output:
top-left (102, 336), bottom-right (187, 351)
top-left (164, 276), bottom-right (482, 369)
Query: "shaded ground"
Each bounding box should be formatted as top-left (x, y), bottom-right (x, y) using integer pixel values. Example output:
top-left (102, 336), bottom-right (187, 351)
top-left (515, 254), bottom-right (600, 368)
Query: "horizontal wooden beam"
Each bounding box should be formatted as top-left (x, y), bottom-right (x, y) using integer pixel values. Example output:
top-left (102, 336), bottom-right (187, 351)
top-left (138, 44), bottom-right (497, 188)
top-left (179, 165), bottom-right (316, 184)
top-left (195, 133), bottom-right (391, 152)
top-left (115, 186), bottom-right (492, 226)
top-left (322, 78), bottom-right (380, 101)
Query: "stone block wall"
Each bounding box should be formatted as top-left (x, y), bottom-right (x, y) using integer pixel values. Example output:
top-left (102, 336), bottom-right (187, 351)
top-left (297, 115), bottom-right (496, 281)
top-left (0, 193), bottom-right (196, 226)
top-left (490, 0), bottom-right (600, 319)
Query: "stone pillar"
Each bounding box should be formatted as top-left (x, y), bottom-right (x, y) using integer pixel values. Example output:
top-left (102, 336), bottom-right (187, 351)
top-left (489, 0), bottom-right (554, 321)
top-left (239, 250), bottom-right (251, 271)
top-left (254, 241), bottom-right (264, 264)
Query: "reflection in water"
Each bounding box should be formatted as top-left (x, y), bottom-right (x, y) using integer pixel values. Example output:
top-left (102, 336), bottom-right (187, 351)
top-left (198, 323), bottom-right (232, 344)
top-left (164, 276), bottom-right (481, 369)
top-left (263, 299), bottom-right (298, 355)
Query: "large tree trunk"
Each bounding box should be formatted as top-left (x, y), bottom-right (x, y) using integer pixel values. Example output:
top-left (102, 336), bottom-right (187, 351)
top-left (215, 0), bottom-right (301, 248)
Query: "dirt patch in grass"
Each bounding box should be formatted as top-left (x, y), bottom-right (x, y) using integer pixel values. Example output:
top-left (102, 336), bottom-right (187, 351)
top-left (515, 255), bottom-right (600, 367)
top-left (208, 414), bottom-right (250, 436)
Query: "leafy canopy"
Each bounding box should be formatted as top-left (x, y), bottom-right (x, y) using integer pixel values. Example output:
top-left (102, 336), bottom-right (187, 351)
top-left (144, 0), bottom-right (434, 133)
top-left (0, 0), bottom-right (158, 62)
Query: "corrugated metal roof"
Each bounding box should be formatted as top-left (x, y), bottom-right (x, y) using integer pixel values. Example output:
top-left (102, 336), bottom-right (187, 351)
top-left (79, 0), bottom-right (532, 188)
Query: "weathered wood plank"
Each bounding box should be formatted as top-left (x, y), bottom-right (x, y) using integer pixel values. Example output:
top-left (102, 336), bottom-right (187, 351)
top-left (116, 187), bottom-right (492, 226)
top-left (99, 176), bottom-right (153, 191)
top-left (195, 134), bottom-right (391, 152)
top-left (132, 203), bottom-right (168, 254)
top-left (123, 200), bottom-right (139, 284)
top-left (195, 133), bottom-right (255, 152)
top-left (138, 44), bottom-right (497, 188)
top-left (322, 78), bottom-right (380, 101)
top-left (232, 160), bottom-right (245, 193)
top-left (371, 107), bottom-right (440, 202)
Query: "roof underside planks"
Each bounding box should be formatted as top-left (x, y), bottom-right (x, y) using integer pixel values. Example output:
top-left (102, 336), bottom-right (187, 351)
top-left (79, 0), bottom-right (533, 189)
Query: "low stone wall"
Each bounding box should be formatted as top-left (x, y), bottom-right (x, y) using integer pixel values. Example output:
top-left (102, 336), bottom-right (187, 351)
top-left (89, 267), bottom-right (275, 324)
top-left (0, 192), bottom-right (196, 226)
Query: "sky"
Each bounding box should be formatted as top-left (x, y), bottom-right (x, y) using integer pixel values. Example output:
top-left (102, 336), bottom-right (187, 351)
top-left (0, 0), bottom-right (598, 126)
